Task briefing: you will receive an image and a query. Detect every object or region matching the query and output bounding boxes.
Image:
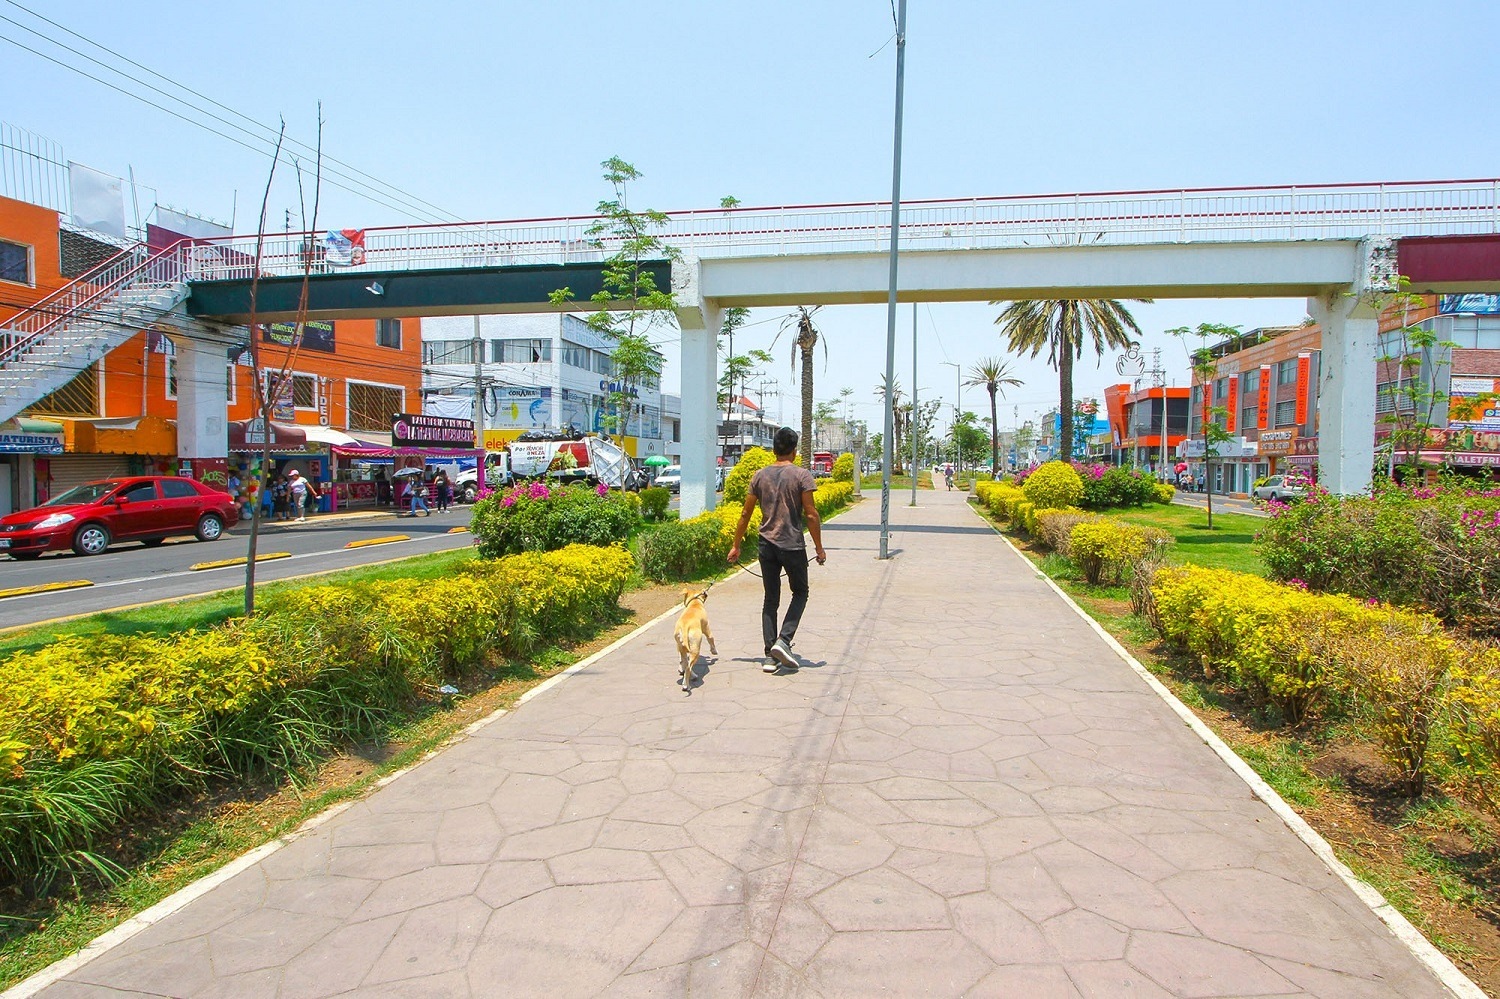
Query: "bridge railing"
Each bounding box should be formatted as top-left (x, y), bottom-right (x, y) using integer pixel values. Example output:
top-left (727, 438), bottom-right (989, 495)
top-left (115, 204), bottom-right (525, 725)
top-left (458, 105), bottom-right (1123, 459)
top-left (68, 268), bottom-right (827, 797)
top-left (181, 179), bottom-right (1500, 281)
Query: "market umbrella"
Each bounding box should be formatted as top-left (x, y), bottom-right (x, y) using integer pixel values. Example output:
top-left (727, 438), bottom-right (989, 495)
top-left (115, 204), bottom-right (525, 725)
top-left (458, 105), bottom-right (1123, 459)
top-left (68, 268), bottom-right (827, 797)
top-left (393, 466), bottom-right (423, 477)
top-left (1175, 462), bottom-right (1188, 473)
top-left (643, 455), bottom-right (671, 467)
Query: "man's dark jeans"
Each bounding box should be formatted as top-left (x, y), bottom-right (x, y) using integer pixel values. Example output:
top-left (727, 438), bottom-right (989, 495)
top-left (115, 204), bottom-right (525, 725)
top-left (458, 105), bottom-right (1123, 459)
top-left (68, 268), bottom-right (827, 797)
top-left (758, 538), bottom-right (809, 654)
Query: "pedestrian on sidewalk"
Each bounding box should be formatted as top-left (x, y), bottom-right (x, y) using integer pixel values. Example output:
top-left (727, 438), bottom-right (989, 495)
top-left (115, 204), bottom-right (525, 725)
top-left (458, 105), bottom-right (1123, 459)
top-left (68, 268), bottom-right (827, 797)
top-left (271, 475), bottom-right (290, 521)
top-left (434, 469), bottom-right (451, 512)
top-left (727, 427), bottom-right (827, 673)
top-left (287, 469), bottom-right (313, 522)
top-left (401, 477), bottom-right (431, 517)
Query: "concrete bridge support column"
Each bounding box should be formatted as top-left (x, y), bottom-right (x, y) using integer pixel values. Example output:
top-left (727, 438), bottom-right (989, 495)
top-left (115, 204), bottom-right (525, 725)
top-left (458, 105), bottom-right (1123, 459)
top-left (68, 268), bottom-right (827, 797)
top-left (675, 258), bottom-right (720, 520)
top-left (1307, 290), bottom-right (1381, 496)
top-left (171, 332), bottom-right (230, 490)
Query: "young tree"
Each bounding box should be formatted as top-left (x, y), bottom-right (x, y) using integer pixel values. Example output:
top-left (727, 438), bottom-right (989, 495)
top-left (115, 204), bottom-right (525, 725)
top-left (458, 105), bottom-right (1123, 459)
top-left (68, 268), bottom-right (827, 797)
top-left (964, 357), bottom-right (1023, 475)
top-left (556, 157), bottom-right (677, 442)
top-left (994, 299), bottom-right (1145, 458)
top-left (1373, 276), bottom-right (1460, 482)
top-left (813, 400), bottom-right (838, 450)
top-left (949, 410), bottom-right (988, 470)
top-left (1169, 323), bottom-right (1243, 530)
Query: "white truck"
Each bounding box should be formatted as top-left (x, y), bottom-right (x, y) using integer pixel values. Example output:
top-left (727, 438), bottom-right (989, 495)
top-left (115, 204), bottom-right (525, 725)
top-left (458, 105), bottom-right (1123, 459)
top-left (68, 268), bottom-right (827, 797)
top-left (454, 430), bottom-right (640, 501)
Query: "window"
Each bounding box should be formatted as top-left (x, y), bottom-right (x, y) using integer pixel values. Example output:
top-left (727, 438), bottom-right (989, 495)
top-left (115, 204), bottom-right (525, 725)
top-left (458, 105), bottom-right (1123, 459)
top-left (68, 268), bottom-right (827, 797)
top-left (120, 481), bottom-right (157, 503)
top-left (1278, 358), bottom-right (1298, 385)
top-left (226, 362), bottom-right (237, 404)
top-left (493, 339), bottom-right (550, 363)
top-left (422, 340), bottom-right (474, 365)
top-left (1275, 400), bottom-right (1297, 427)
top-left (1241, 403), bottom-right (1258, 429)
top-left (161, 479), bottom-right (198, 499)
top-left (1213, 378), bottom-right (1227, 401)
top-left (292, 374), bottom-right (317, 409)
top-left (376, 318), bottom-right (402, 349)
top-left (166, 357), bottom-right (178, 400)
top-left (1242, 368), bottom-right (1260, 393)
top-left (348, 381), bottom-right (403, 431)
top-left (0, 239), bottom-right (31, 285)
top-left (561, 345), bottom-right (589, 369)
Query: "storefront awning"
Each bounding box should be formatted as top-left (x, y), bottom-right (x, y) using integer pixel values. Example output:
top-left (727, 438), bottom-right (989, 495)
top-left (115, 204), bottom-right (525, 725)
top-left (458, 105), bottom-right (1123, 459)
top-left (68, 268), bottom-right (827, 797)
top-left (56, 416), bottom-right (176, 456)
top-left (0, 416), bottom-right (64, 454)
top-left (228, 420), bottom-right (306, 450)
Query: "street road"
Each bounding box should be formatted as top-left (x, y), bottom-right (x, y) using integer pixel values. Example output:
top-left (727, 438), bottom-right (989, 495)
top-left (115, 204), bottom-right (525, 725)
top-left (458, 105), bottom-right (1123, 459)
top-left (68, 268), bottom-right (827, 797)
top-left (0, 508), bottom-right (476, 631)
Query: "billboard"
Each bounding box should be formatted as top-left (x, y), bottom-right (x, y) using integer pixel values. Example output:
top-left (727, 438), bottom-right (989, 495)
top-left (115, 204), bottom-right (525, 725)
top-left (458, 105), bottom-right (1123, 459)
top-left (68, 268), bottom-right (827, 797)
top-left (1439, 294), bottom-right (1500, 315)
top-left (1448, 376), bottom-right (1500, 430)
top-left (262, 320), bottom-right (335, 354)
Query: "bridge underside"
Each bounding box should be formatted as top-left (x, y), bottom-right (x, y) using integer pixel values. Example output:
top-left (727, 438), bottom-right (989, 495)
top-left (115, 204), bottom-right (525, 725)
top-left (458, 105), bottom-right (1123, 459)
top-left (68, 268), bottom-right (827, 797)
top-left (186, 261), bottom-right (676, 324)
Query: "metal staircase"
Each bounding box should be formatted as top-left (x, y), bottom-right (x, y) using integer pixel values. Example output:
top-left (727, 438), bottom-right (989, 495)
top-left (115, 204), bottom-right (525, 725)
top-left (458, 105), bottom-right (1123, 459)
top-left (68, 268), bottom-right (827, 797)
top-left (0, 245), bottom-right (191, 424)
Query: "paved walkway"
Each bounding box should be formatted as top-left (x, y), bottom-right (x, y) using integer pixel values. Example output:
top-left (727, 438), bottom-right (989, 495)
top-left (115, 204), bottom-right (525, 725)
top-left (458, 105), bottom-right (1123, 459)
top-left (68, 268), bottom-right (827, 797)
top-left (17, 491), bottom-right (1466, 998)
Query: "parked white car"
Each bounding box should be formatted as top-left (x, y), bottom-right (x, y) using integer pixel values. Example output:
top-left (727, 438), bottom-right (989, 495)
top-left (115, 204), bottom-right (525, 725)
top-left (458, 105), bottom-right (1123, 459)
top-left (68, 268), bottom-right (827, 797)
top-left (654, 465), bottom-right (682, 493)
top-left (1251, 474), bottom-right (1307, 502)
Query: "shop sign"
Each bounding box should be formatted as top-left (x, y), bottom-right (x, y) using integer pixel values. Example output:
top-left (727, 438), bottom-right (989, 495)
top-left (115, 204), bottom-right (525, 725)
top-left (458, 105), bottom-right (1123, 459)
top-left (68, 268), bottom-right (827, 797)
top-left (392, 412), bottom-right (475, 447)
top-left (0, 433), bottom-right (63, 454)
top-left (261, 319), bottom-right (336, 354)
top-left (1295, 353), bottom-right (1311, 426)
top-left (1448, 376), bottom-right (1500, 430)
top-left (243, 418), bottom-right (270, 445)
top-left (1294, 436), bottom-right (1319, 457)
top-left (1427, 428), bottom-right (1500, 454)
top-left (1181, 438), bottom-right (1258, 459)
top-left (1258, 429), bottom-right (1297, 457)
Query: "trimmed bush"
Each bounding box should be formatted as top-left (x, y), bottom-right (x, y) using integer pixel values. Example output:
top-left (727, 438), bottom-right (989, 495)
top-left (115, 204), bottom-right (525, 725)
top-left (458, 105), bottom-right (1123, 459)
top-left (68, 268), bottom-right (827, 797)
top-left (831, 453), bottom-right (855, 482)
top-left (639, 486), bottom-right (671, 522)
top-left (723, 447), bottom-right (775, 505)
top-left (1021, 461), bottom-right (1084, 510)
top-left (1449, 643), bottom-right (1500, 808)
top-left (1256, 484), bottom-right (1500, 638)
top-left (470, 481), bottom-right (640, 557)
top-left (1035, 509), bottom-right (1095, 555)
top-left (1069, 518), bottom-right (1149, 585)
top-left (1076, 465), bottom-right (1159, 510)
top-left (1152, 483), bottom-right (1176, 504)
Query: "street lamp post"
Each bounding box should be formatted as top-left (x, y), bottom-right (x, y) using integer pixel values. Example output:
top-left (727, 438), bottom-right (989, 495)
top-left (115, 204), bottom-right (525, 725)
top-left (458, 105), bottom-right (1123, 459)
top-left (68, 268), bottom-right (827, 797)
top-left (940, 361), bottom-right (961, 473)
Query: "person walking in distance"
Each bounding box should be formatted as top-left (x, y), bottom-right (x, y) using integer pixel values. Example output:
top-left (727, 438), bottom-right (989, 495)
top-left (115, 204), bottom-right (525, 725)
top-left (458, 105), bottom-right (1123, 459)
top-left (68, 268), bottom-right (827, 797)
top-left (434, 469), bottom-right (452, 513)
top-left (727, 427), bottom-right (828, 673)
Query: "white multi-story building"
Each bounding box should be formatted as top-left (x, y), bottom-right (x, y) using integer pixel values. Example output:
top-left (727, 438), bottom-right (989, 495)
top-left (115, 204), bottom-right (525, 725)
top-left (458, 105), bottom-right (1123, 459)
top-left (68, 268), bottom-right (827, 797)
top-left (420, 314), bottom-right (667, 458)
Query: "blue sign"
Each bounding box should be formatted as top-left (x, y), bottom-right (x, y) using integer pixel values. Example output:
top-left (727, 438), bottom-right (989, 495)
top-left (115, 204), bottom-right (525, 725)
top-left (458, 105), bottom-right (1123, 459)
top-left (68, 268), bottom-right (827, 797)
top-left (1439, 294), bottom-right (1500, 315)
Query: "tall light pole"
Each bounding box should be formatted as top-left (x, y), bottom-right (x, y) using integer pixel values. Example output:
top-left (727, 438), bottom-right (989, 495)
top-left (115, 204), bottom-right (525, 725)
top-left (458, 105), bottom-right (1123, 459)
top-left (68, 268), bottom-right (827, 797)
top-left (940, 361), bottom-right (960, 473)
top-left (878, 0), bottom-right (907, 560)
top-left (910, 304), bottom-right (919, 506)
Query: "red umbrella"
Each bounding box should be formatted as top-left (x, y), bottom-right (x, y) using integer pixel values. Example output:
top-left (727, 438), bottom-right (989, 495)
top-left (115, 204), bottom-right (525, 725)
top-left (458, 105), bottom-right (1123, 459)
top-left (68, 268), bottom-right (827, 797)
top-left (1175, 462), bottom-right (1188, 473)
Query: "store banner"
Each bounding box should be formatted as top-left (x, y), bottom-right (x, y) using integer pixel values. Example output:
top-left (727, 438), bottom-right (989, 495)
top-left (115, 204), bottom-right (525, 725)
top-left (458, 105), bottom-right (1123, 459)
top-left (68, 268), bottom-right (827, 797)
top-left (1258, 365), bottom-right (1271, 431)
top-left (262, 320), bottom-right (336, 354)
top-left (323, 229), bottom-right (367, 267)
top-left (1224, 376), bottom-right (1238, 434)
top-left (1295, 353), bottom-right (1311, 427)
top-left (1448, 376), bottom-right (1500, 429)
top-left (392, 412), bottom-right (475, 447)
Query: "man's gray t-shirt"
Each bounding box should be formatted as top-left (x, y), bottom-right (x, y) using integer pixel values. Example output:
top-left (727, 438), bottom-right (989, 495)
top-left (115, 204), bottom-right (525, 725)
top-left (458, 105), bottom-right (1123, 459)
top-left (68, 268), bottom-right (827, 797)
top-left (751, 463), bottom-right (816, 550)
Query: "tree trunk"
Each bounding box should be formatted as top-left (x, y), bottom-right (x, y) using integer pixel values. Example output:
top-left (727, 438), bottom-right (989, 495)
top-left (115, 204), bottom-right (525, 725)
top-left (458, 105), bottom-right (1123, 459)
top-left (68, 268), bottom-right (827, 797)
top-left (988, 386), bottom-right (999, 477)
top-left (800, 345), bottom-right (814, 468)
top-left (1058, 348), bottom-right (1074, 462)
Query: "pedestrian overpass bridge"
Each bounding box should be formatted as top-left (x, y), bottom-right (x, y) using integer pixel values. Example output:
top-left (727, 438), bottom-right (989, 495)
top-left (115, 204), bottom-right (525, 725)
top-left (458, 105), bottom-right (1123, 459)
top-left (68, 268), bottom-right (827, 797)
top-left (4, 179), bottom-right (1498, 512)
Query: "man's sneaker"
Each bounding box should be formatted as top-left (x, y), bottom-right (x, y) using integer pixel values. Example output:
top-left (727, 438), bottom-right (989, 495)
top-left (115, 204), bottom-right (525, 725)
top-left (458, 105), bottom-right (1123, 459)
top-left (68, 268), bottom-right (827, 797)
top-left (762, 655), bottom-right (780, 673)
top-left (770, 639), bottom-right (797, 669)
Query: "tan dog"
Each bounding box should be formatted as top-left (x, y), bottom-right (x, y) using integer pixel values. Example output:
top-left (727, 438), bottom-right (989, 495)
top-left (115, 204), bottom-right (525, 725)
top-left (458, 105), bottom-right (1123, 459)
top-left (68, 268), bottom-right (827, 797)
top-left (673, 586), bottom-right (717, 691)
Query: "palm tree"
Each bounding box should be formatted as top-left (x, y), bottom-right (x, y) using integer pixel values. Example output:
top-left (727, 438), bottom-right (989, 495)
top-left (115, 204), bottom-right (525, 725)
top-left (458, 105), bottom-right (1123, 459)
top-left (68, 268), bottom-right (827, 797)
top-left (874, 376), bottom-right (909, 474)
top-left (993, 299), bottom-right (1145, 460)
top-left (772, 306), bottom-right (825, 467)
top-left (964, 357), bottom-right (1023, 476)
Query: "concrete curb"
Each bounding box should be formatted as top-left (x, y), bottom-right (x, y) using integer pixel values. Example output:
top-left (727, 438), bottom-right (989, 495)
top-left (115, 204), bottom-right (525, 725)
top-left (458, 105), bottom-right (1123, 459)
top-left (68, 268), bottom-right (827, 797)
top-left (966, 500), bottom-right (1485, 999)
top-left (0, 580), bottom-right (92, 601)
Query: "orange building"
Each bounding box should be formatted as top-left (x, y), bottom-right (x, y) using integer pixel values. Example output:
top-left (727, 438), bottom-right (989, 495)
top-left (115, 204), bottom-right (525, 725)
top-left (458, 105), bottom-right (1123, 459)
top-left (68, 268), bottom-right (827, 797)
top-left (1, 193), bottom-right (425, 509)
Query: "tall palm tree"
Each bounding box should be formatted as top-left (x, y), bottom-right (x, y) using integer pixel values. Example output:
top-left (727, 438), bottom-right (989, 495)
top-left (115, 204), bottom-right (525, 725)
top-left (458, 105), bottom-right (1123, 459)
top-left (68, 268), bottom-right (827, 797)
top-left (874, 376), bottom-right (909, 474)
top-left (772, 306), bottom-right (825, 467)
top-left (993, 299), bottom-right (1145, 460)
top-left (964, 357), bottom-right (1023, 476)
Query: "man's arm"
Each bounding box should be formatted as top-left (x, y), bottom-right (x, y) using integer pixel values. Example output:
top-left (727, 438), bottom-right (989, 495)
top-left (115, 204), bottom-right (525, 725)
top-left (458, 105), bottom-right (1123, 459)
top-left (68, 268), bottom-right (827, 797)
top-left (801, 489), bottom-right (826, 565)
top-left (726, 493), bottom-right (758, 563)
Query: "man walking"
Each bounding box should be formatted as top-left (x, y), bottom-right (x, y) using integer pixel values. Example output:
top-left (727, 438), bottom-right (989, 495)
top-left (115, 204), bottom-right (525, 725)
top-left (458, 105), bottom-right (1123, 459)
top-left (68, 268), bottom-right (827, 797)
top-left (728, 427), bottom-right (828, 673)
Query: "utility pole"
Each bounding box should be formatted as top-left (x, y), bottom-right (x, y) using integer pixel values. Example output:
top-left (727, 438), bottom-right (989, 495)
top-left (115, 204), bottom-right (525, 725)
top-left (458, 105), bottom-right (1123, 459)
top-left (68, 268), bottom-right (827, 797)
top-left (472, 316), bottom-right (485, 449)
top-left (911, 304), bottom-right (918, 506)
top-left (1150, 346), bottom-right (1167, 475)
top-left (878, 0), bottom-right (907, 560)
top-left (940, 360), bottom-right (960, 473)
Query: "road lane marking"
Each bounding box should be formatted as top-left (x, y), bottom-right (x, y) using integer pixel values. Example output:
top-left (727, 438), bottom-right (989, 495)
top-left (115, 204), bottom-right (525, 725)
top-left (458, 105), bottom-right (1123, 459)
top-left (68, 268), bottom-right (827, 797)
top-left (189, 553), bottom-right (292, 572)
top-left (344, 535), bottom-right (410, 549)
top-left (0, 579), bottom-right (94, 600)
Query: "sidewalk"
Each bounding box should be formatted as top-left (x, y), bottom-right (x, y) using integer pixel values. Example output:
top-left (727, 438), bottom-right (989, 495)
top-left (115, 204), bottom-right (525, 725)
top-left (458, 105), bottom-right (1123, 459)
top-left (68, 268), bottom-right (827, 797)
top-left (14, 490), bottom-right (1470, 998)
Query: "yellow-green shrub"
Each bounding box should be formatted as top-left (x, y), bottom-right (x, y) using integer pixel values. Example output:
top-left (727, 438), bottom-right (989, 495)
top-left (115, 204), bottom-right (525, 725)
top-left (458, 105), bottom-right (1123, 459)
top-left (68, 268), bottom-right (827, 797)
top-left (723, 447), bottom-right (775, 505)
top-left (1069, 518), bottom-right (1148, 585)
top-left (831, 453), bottom-right (855, 482)
top-left (1021, 461), bottom-right (1084, 510)
top-left (814, 480), bottom-right (854, 516)
top-left (1014, 500), bottom-right (1035, 535)
top-left (1449, 643), bottom-right (1500, 807)
top-left (1035, 509), bottom-right (1094, 554)
top-left (1152, 483), bottom-right (1176, 504)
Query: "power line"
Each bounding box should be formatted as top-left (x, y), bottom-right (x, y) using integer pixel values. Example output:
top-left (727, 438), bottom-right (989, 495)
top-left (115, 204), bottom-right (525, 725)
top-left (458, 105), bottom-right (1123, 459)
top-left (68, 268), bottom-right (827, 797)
top-left (0, 29), bottom-right (452, 223)
top-left (2, 0), bottom-right (460, 224)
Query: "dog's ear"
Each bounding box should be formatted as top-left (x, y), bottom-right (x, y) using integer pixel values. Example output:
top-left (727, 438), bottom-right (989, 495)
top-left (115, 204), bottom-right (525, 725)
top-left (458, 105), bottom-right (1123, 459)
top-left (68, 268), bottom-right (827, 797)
top-left (681, 587), bottom-right (692, 604)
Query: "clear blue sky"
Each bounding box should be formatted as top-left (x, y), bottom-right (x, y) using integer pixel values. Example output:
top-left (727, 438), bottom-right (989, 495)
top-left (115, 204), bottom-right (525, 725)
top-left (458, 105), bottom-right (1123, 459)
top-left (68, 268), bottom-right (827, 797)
top-left (6, 0), bottom-right (1499, 431)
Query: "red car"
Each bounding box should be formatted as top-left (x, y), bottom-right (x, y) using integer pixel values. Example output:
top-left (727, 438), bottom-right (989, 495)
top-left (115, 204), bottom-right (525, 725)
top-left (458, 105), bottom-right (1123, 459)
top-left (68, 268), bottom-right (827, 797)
top-left (0, 476), bottom-right (239, 559)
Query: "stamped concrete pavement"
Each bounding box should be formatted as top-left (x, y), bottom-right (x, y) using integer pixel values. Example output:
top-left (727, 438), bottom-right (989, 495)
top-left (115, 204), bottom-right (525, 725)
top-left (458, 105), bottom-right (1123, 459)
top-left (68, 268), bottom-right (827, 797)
top-left (16, 488), bottom-right (1469, 998)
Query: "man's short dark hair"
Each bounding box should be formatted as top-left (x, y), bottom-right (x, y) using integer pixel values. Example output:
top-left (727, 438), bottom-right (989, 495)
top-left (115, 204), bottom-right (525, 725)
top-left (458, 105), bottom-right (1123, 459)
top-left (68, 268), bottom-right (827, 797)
top-left (773, 427), bottom-right (799, 457)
